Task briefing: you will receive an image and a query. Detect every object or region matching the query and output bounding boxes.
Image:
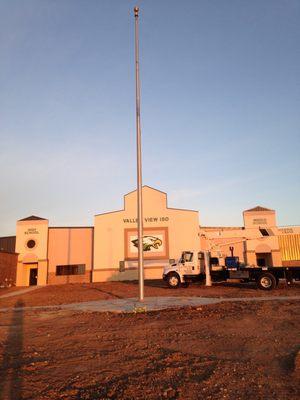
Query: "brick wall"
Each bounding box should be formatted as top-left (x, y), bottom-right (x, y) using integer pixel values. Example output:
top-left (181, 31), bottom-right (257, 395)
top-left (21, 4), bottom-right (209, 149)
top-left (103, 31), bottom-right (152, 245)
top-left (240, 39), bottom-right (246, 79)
top-left (0, 251), bottom-right (18, 286)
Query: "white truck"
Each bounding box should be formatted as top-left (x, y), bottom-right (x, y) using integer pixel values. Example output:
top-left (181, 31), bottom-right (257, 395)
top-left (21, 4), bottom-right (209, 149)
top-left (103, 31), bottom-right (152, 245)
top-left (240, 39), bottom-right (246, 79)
top-left (163, 250), bottom-right (300, 290)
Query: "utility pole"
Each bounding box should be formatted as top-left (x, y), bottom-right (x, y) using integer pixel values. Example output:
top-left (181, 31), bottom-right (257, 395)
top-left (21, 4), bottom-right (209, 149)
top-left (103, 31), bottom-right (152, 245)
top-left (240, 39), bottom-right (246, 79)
top-left (204, 251), bottom-right (212, 286)
top-left (134, 6), bottom-right (144, 301)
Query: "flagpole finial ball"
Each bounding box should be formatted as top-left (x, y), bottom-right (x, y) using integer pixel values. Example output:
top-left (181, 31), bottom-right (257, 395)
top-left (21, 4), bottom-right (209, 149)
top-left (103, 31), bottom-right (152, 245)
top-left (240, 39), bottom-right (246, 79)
top-left (134, 7), bottom-right (139, 17)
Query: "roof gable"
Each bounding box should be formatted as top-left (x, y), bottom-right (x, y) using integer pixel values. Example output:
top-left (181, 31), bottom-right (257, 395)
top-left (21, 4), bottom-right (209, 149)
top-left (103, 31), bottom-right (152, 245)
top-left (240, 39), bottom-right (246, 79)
top-left (244, 206), bottom-right (274, 213)
top-left (18, 215), bottom-right (47, 221)
top-left (124, 185), bottom-right (167, 198)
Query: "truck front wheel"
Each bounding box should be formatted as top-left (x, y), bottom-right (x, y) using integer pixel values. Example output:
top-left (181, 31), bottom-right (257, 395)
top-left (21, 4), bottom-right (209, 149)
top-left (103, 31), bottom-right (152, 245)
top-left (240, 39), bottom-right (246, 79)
top-left (167, 273), bottom-right (181, 289)
top-left (257, 273), bottom-right (276, 290)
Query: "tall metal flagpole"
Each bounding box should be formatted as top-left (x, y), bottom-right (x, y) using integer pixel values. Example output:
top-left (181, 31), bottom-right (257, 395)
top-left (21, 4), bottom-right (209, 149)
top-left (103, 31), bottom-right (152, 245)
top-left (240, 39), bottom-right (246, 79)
top-left (134, 6), bottom-right (144, 301)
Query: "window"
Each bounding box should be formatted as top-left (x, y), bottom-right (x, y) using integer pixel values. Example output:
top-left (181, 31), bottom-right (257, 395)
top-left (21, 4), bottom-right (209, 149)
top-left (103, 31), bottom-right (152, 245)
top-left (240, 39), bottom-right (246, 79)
top-left (56, 264), bottom-right (86, 276)
top-left (259, 228), bottom-right (269, 236)
top-left (210, 257), bottom-right (219, 266)
top-left (27, 239), bottom-right (36, 249)
top-left (183, 252), bottom-right (193, 262)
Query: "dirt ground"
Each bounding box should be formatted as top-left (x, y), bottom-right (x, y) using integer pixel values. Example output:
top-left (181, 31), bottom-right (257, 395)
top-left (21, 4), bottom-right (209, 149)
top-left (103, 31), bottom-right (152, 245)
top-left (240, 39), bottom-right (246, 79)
top-left (0, 280), bottom-right (300, 309)
top-left (0, 298), bottom-right (299, 400)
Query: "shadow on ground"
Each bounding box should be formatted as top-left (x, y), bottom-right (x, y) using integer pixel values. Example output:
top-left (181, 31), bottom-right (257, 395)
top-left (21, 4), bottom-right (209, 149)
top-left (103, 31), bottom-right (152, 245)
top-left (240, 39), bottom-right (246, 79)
top-left (143, 279), bottom-right (260, 290)
top-left (0, 300), bottom-right (24, 400)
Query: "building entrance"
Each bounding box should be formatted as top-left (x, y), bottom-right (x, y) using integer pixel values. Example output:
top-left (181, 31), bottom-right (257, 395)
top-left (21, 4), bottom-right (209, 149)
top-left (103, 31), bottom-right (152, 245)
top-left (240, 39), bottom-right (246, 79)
top-left (256, 253), bottom-right (272, 267)
top-left (29, 268), bottom-right (38, 285)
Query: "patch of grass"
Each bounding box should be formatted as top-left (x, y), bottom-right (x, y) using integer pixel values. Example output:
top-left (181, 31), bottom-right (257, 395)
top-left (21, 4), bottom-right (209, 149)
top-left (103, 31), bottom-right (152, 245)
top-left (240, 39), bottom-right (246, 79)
top-left (133, 306), bottom-right (147, 314)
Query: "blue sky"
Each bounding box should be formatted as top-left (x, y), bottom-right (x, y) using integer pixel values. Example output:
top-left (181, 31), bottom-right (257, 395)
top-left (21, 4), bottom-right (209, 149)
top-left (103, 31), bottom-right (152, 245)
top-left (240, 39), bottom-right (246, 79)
top-left (0, 0), bottom-right (299, 235)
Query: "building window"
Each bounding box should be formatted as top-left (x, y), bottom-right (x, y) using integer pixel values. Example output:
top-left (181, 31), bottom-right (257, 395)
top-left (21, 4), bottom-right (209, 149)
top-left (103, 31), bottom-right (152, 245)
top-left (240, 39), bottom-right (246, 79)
top-left (56, 264), bottom-right (86, 276)
top-left (259, 228), bottom-right (269, 236)
top-left (27, 239), bottom-right (36, 249)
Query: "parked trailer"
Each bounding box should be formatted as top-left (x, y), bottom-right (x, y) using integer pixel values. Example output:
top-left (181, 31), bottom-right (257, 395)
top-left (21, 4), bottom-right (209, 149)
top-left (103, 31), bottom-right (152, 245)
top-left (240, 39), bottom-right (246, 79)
top-left (163, 251), bottom-right (300, 290)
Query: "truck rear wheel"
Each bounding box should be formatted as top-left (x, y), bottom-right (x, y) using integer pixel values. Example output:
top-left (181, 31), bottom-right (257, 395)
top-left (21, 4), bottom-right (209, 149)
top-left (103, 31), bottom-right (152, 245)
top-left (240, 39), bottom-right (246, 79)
top-left (167, 273), bottom-right (181, 288)
top-left (257, 273), bottom-right (276, 290)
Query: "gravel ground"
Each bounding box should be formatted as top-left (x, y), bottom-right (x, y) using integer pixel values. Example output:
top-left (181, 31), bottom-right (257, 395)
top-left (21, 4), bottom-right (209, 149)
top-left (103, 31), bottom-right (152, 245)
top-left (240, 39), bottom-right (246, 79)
top-left (0, 299), bottom-right (299, 400)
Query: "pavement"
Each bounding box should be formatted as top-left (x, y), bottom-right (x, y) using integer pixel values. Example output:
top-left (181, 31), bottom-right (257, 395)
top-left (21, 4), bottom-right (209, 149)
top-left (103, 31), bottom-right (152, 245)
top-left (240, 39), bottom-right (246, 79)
top-left (0, 295), bottom-right (299, 314)
top-left (0, 286), bottom-right (41, 299)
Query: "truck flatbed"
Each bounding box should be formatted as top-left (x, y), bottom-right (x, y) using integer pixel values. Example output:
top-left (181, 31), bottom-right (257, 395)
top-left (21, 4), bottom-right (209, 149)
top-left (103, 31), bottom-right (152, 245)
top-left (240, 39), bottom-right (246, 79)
top-left (213, 265), bottom-right (300, 290)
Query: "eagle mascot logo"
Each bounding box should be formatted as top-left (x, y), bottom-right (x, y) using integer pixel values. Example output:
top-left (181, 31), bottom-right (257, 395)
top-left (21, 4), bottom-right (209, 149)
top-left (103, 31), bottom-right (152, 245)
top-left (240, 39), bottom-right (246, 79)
top-left (131, 236), bottom-right (162, 252)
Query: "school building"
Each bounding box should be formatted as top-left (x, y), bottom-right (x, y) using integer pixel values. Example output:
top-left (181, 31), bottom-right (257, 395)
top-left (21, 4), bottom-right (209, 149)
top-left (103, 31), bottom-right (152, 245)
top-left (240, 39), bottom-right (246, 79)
top-left (1, 186), bottom-right (300, 287)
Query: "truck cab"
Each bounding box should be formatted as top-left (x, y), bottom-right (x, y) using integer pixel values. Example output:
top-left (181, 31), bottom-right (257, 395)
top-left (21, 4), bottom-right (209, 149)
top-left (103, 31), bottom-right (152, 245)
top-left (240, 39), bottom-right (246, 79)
top-left (163, 250), bottom-right (205, 287)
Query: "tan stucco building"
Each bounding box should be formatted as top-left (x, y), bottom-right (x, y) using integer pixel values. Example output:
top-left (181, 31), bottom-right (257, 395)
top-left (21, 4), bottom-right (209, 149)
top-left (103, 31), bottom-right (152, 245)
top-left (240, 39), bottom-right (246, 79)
top-left (201, 206), bottom-right (300, 268)
top-left (15, 216), bottom-right (93, 286)
top-left (2, 186), bottom-right (300, 287)
top-left (93, 186), bottom-right (199, 282)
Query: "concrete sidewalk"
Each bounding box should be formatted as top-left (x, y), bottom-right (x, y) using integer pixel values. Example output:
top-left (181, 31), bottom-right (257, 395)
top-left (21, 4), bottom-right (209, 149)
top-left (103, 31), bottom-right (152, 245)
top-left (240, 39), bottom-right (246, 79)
top-left (0, 286), bottom-right (41, 299)
top-left (0, 295), bottom-right (299, 313)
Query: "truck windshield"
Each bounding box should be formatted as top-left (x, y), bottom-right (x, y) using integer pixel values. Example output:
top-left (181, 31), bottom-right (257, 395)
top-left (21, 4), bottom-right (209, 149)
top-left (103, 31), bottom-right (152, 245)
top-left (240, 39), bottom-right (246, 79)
top-left (183, 252), bottom-right (193, 262)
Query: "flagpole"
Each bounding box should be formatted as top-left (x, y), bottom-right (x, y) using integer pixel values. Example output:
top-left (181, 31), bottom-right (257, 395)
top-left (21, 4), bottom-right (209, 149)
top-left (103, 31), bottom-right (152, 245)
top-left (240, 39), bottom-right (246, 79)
top-left (134, 6), bottom-right (144, 301)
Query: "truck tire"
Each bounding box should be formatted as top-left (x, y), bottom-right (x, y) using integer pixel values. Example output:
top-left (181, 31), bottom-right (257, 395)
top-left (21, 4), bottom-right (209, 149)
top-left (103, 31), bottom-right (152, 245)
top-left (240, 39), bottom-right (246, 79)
top-left (257, 273), bottom-right (276, 290)
top-left (167, 273), bottom-right (181, 289)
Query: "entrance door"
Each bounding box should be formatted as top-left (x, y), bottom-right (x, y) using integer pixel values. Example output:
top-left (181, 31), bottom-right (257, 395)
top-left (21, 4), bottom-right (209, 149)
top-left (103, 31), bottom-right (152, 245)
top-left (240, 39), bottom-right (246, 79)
top-left (257, 258), bottom-right (266, 267)
top-left (29, 268), bottom-right (38, 286)
top-left (256, 252), bottom-right (273, 267)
